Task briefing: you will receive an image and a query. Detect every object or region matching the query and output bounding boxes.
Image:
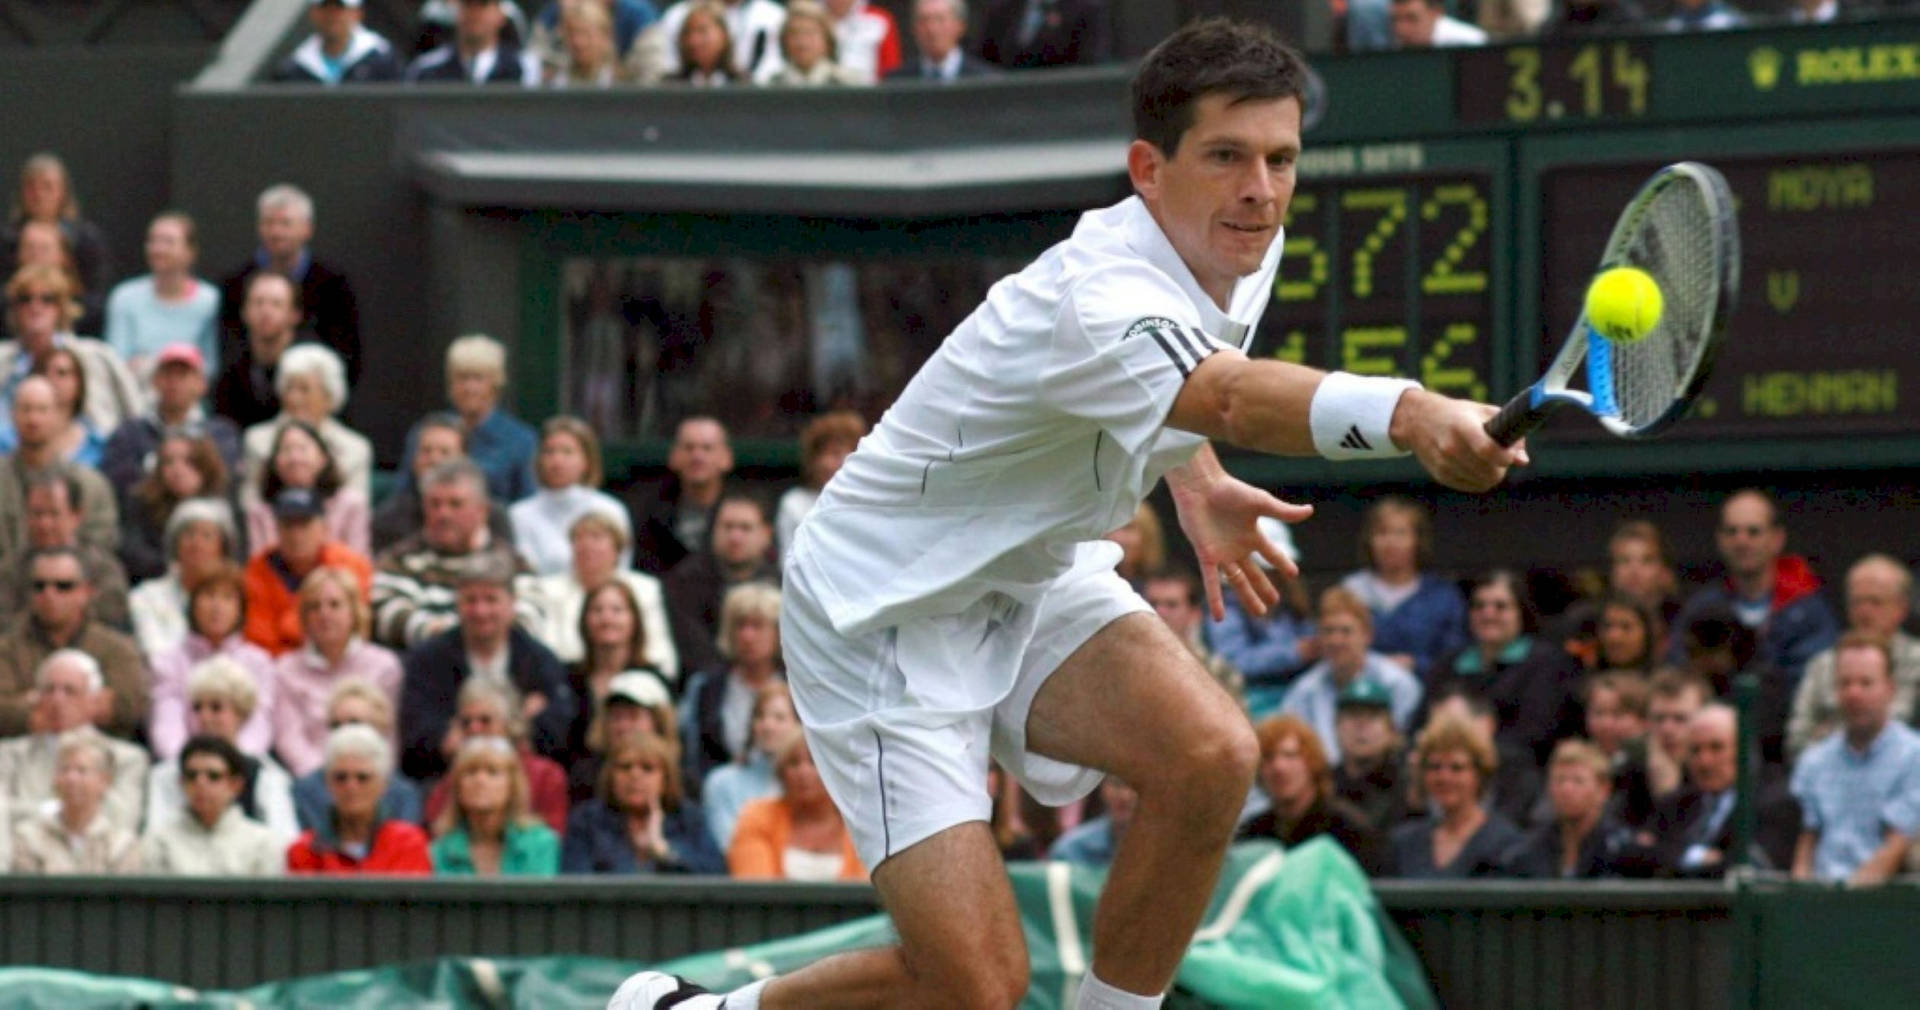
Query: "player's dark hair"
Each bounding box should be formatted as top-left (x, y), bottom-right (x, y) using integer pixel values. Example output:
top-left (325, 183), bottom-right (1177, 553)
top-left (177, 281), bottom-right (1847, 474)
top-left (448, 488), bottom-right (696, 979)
top-left (1132, 18), bottom-right (1310, 157)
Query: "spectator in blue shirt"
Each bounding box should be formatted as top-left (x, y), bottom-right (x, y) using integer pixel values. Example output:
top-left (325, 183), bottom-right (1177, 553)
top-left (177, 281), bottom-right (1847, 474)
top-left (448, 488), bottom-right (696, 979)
top-left (1790, 633), bottom-right (1920, 884)
top-left (1278, 587), bottom-right (1422, 755)
top-left (396, 335), bottom-right (538, 506)
top-left (1340, 496), bottom-right (1466, 684)
top-left (562, 730), bottom-right (724, 874)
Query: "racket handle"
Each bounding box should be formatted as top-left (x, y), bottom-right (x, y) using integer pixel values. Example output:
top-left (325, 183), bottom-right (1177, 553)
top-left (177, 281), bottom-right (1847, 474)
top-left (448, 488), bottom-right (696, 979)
top-left (1484, 388), bottom-right (1555, 447)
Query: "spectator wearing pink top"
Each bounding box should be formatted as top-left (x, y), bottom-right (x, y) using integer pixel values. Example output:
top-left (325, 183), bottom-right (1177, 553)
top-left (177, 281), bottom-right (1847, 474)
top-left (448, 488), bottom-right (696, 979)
top-left (148, 565), bottom-right (278, 760)
top-left (272, 565), bottom-right (402, 777)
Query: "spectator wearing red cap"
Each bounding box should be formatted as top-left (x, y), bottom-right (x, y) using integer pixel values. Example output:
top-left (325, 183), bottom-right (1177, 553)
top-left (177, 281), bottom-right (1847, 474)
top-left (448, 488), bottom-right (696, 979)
top-left (100, 342), bottom-right (243, 503)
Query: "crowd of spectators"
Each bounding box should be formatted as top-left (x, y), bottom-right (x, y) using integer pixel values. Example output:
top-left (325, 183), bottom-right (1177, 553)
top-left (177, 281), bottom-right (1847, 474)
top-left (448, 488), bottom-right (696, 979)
top-left (4, 0), bottom-right (1918, 889)
top-left (251, 0), bottom-right (1911, 101)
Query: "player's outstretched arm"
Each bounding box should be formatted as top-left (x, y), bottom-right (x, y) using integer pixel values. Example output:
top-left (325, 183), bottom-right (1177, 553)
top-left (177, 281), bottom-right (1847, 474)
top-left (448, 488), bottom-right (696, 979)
top-left (1166, 352), bottom-right (1525, 492)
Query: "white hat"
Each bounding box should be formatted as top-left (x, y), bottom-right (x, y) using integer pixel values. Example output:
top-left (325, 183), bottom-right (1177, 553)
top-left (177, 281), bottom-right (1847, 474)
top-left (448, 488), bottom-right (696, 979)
top-left (605, 670), bottom-right (671, 709)
top-left (1252, 515), bottom-right (1302, 568)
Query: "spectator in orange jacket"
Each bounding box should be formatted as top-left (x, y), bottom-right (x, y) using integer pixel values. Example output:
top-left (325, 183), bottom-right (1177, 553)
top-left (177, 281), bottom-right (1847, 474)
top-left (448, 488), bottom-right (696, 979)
top-left (245, 487), bottom-right (371, 656)
top-left (286, 722), bottom-right (431, 874)
top-left (727, 730), bottom-right (865, 882)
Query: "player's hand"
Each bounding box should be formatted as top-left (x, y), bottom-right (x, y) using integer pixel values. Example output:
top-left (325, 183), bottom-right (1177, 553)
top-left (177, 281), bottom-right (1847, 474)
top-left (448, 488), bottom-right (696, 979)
top-left (1390, 389), bottom-right (1528, 492)
top-left (1170, 472), bottom-right (1313, 622)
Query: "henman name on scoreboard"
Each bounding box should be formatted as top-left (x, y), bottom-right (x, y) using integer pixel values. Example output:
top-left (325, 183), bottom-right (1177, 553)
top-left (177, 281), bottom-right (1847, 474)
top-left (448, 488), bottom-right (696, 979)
top-left (1297, 144), bottom-right (1426, 179)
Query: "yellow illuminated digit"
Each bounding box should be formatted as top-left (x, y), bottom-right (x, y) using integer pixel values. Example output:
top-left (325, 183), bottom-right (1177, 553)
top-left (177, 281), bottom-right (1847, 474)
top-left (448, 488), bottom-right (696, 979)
top-left (1342, 327), bottom-right (1406, 375)
top-left (1420, 183), bottom-right (1489, 295)
top-left (1340, 189), bottom-right (1406, 299)
top-left (1568, 45), bottom-right (1603, 117)
top-left (1612, 44), bottom-right (1649, 116)
top-left (1420, 323), bottom-right (1488, 401)
top-left (1505, 48), bottom-right (1542, 122)
top-left (1275, 192), bottom-right (1325, 302)
top-left (1270, 330), bottom-right (1309, 365)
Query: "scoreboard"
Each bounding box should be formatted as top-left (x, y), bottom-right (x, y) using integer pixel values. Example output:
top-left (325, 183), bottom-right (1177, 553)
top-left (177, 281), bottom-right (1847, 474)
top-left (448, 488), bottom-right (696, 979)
top-left (1536, 146), bottom-right (1920, 440)
top-left (1249, 141), bottom-right (1508, 406)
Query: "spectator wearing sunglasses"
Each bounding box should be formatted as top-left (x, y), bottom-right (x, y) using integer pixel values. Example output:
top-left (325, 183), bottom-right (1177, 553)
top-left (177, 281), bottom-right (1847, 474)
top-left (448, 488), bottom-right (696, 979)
top-left (144, 656), bottom-right (298, 842)
top-left (289, 678), bottom-right (422, 831)
top-left (0, 546), bottom-right (146, 739)
top-left (287, 722), bottom-right (432, 874)
top-left (141, 735), bottom-right (285, 876)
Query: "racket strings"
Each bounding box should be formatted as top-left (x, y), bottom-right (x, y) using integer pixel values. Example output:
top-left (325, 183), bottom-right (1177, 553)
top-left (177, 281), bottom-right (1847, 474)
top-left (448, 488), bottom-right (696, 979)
top-left (1604, 178), bottom-right (1720, 430)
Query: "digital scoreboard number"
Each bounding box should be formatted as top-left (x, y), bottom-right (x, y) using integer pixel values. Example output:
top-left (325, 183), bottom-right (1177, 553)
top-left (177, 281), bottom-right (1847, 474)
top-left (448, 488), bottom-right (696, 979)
top-left (1457, 42), bottom-right (1655, 126)
top-left (1250, 173), bottom-right (1497, 404)
top-left (1538, 147), bottom-right (1920, 439)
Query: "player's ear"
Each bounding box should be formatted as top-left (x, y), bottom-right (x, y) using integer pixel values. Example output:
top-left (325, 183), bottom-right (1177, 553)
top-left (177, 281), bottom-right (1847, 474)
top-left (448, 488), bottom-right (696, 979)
top-left (1127, 140), bottom-right (1164, 199)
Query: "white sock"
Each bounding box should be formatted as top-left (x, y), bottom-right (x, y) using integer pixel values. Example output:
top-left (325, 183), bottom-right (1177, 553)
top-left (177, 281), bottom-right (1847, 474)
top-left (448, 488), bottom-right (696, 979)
top-left (1074, 971), bottom-right (1164, 1010)
top-left (725, 978), bottom-right (771, 1010)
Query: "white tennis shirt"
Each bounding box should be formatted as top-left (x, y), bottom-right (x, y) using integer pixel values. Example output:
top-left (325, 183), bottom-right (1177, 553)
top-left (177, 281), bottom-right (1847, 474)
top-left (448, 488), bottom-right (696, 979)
top-left (789, 195), bottom-right (1285, 640)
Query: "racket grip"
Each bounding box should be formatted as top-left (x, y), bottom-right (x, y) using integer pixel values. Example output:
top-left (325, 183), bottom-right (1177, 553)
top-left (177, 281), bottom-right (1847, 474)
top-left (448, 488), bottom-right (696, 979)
top-left (1484, 389), bottom-right (1555, 447)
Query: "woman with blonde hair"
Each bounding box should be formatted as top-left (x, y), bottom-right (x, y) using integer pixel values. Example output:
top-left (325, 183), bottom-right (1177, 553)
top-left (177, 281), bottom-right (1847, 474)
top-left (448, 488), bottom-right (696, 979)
top-left (146, 655), bottom-right (299, 842)
top-left (680, 581), bottom-right (784, 792)
top-left (545, 0), bottom-right (659, 85)
top-left (700, 681), bottom-right (798, 850)
top-left (289, 677), bottom-right (422, 831)
top-left (729, 729), bottom-right (865, 881)
top-left (396, 334), bottom-right (537, 504)
top-left (240, 343), bottom-right (374, 506)
top-left (0, 263), bottom-right (141, 431)
top-left (510, 416), bottom-right (630, 575)
top-left (431, 735), bottom-right (561, 876)
top-left (568, 668), bottom-right (679, 803)
top-left (562, 731), bottom-right (724, 874)
top-left (666, 2), bottom-right (743, 85)
top-left (423, 677), bottom-right (571, 833)
top-left (7, 152), bottom-right (112, 325)
top-left (273, 566), bottom-right (404, 777)
top-left (767, 1), bottom-right (870, 85)
top-left (1388, 714), bottom-right (1522, 878)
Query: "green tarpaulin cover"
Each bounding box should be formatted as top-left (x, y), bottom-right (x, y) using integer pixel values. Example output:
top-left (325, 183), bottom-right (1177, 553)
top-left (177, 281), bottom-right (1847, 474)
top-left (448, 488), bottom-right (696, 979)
top-left (0, 839), bottom-right (1433, 1009)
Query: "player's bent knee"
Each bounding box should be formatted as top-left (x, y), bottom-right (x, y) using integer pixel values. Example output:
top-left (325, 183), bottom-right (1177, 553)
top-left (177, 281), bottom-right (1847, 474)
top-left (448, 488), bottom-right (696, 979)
top-left (913, 945), bottom-right (1028, 1010)
top-left (1152, 717), bottom-right (1259, 815)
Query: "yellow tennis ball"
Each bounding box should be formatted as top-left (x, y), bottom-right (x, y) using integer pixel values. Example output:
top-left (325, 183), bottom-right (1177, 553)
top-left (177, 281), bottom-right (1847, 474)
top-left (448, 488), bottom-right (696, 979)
top-left (1585, 267), bottom-right (1664, 344)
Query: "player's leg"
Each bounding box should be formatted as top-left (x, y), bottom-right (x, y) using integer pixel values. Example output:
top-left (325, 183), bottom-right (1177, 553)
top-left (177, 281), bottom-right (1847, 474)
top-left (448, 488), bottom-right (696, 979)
top-left (756, 820), bottom-right (1028, 1010)
top-left (1021, 611), bottom-right (1259, 999)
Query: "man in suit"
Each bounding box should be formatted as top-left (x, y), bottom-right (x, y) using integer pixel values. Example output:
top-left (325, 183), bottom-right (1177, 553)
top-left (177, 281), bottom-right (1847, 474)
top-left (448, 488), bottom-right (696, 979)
top-left (884, 0), bottom-right (999, 82)
top-left (1624, 703), bottom-right (1797, 877)
top-left (395, 554), bottom-right (574, 783)
top-left (217, 185), bottom-right (361, 388)
top-left (973, 0), bottom-right (1111, 70)
top-left (406, 0), bottom-right (541, 85)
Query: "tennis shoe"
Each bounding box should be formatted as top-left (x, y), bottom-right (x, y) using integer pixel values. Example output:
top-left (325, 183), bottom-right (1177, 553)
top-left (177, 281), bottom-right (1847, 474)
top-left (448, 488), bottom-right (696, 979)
top-left (607, 970), bottom-right (726, 1009)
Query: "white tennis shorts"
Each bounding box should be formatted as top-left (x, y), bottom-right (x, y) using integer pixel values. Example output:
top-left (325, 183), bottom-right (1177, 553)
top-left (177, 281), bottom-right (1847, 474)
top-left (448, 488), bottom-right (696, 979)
top-left (780, 554), bottom-right (1148, 871)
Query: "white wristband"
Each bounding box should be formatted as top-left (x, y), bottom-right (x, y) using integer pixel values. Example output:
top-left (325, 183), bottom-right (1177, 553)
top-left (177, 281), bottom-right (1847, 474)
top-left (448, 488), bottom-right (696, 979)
top-left (1310, 372), bottom-right (1419, 460)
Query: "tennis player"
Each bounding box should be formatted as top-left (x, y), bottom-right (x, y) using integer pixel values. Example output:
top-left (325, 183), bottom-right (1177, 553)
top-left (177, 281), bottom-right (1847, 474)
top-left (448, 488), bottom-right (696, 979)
top-left (616, 17), bottom-right (1523, 1010)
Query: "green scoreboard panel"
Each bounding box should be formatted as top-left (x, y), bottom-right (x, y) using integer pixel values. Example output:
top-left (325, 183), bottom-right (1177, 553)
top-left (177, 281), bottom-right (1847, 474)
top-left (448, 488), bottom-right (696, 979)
top-left (1249, 140), bottom-right (1511, 406)
top-left (1521, 120), bottom-right (1920, 448)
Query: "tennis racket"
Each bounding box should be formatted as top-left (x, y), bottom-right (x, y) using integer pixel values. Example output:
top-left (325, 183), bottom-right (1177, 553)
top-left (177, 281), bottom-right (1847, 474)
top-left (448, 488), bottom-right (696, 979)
top-left (1486, 161), bottom-right (1741, 446)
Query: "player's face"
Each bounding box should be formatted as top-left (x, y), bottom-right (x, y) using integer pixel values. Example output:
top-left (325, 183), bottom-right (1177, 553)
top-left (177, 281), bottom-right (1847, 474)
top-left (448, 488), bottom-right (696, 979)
top-left (1131, 93), bottom-right (1300, 306)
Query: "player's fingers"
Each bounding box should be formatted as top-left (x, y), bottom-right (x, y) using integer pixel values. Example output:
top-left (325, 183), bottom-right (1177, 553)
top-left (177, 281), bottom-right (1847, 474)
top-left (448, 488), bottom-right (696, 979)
top-left (1229, 564), bottom-right (1269, 617)
top-left (1255, 538), bottom-right (1298, 580)
top-left (1243, 560), bottom-right (1280, 609)
top-left (1264, 497), bottom-right (1314, 523)
top-left (1202, 562), bottom-right (1227, 622)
